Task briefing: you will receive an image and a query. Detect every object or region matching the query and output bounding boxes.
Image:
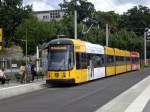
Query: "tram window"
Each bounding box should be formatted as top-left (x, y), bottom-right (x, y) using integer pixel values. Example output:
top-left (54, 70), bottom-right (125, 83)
top-left (96, 54), bottom-right (105, 67)
top-left (76, 53), bottom-right (81, 69)
top-left (76, 53), bottom-right (105, 69)
top-left (81, 53), bottom-right (87, 69)
top-left (76, 53), bottom-right (87, 69)
top-left (123, 57), bottom-right (126, 65)
top-left (87, 54), bottom-right (105, 68)
top-left (126, 57), bottom-right (131, 64)
top-left (116, 56), bottom-right (125, 66)
top-left (68, 50), bottom-right (74, 68)
top-left (106, 55), bottom-right (114, 67)
top-left (136, 58), bottom-right (140, 64)
top-left (116, 56), bottom-right (120, 65)
top-left (132, 57), bottom-right (140, 64)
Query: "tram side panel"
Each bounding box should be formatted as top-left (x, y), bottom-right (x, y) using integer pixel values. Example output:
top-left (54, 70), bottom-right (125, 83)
top-left (131, 52), bottom-right (140, 71)
top-left (115, 49), bottom-right (127, 74)
top-left (85, 42), bottom-right (105, 81)
top-left (105, 47), bottom-right (115, 76)
top-left (125, 51), bottom-right (132, 72)
top-left (73, 40), bottom-right (88, 84)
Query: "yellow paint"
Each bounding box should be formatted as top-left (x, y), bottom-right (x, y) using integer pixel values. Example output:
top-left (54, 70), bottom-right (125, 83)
top-left (70, 39), bottom-right (88, 83)
top-left (127, 64), bottom-right (131, 72)
top-left (71, 39), bottom-right (86, 53)
top-left (125, 51), bottom-right (131, 72)
top-left (116, 65), bottom-right (127, 74)
top-left (136, 52), bottom-right (140, 70)
top-left (74, 69), bottom-right (88, 83)
top-left (115, 49), bottom-right (127, 74)
top-left (47, 38), bottom-right (141, 84)
top-left (137, 64), bottom-right (141, 70)
top-left (106, 67), bottom-right (115, 76)
top-left (114, 48), bottom-right (125, 56)
top-left (48, 71), bottom-right (70, 80)
top-left (105, 47), bottom-right (114, 55)
top-left (105, 47), bottom-right (115, 76)
top-left (125, 50), bottom-right (130, 57)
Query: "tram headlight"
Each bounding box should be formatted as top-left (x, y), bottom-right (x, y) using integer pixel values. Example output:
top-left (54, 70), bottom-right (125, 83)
top-left (49, 73), bottom-right (51, 78)
top-left (49, 72), bottom-right (52, 78)
top-left (63, 72), bottom-right (66, 78)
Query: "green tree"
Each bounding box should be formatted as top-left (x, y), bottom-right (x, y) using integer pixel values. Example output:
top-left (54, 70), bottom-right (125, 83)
top-left (0, 0), bottom-right (32, 47)
top-left (111, 29), bottom-right (144, 57)
top-left (95, 11), bottom-right (121, 30)
top-left (120, 5), bottom-right (150, 36)
top-left (59, 0), bottom-right (95, 23)
top-left (15, 14), bottom-right (58, 54)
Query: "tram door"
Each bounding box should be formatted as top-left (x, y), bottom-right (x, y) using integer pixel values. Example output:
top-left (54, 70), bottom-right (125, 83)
top-left (88, 60), bottom-right (94, 80)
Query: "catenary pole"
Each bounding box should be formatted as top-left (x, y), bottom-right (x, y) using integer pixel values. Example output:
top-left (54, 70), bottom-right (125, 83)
top-left (144, 31), bottom-right (147, 65)
top-left (106, 24), bottom-right (109, 47)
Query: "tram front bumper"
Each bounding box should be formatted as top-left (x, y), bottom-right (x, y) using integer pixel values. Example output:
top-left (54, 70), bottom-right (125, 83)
top-left (46, 79), bottom-right (75, 84)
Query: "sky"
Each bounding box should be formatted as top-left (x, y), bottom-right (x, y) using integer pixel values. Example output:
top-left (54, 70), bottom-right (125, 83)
top-left (23, 0), bottom-right (150, 14)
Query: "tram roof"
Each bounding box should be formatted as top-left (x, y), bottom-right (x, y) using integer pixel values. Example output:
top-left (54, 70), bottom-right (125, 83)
top-left (41, 38), bottom-right (104, 51)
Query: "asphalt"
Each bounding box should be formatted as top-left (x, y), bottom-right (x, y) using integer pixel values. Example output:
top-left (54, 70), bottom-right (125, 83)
top-left (0, 68), bottom-right (150, 112)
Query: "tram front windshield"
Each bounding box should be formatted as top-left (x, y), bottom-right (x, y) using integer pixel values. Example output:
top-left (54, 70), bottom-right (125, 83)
top-left (48, 45), bottom-right (74, 71)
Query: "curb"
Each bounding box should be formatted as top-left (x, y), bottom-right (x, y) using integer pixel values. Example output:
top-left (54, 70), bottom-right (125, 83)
top-left (0, 81), bottom-right (46, 100)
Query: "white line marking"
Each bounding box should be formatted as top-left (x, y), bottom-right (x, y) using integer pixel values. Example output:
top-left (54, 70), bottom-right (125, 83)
top-left (125, 83), bottom-right (150, 112)
top-left (95, 75), bottom-right (150, 112)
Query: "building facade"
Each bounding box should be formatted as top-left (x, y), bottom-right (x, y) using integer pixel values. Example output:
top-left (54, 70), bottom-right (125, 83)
top-left (34, 10), bottom-right (64, 22)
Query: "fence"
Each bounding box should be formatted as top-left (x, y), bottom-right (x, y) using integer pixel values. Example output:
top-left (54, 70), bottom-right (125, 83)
top-left (0, 57), bottom-right (48, 77)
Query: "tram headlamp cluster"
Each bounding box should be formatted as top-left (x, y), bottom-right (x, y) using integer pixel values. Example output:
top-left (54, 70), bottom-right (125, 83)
top-left (49, 73), bottom-right (52, 78)
top-left (63, 72), bottom-right (66, 78)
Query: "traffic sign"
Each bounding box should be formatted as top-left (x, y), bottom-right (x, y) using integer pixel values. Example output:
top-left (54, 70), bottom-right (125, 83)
top-left (145, 28), bottom-right (150, 40)
top-left (146, 36), bottom-right (150, 40)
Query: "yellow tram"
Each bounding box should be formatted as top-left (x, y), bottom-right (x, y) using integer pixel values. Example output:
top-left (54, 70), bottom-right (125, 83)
top-left (46, 38), bottom-right (140, 84)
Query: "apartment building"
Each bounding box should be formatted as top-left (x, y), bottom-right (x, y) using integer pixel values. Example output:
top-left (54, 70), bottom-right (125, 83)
top-left (35, 10), bottom-right (64, 22)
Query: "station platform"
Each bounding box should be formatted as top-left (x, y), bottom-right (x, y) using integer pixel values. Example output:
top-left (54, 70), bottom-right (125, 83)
top-left (0, 78), bottom-right (46, 100)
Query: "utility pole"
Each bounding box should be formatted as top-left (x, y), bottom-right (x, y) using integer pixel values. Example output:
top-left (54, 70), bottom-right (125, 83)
top-left (36, 46), bottom-right (39, 72)
top-left (74, 1), bottom-right (77, 39)
top-left (26, 28), bottom-right (28, 66)
top-left (106, 24), bottom-right (109, 47)
top-left (144, 31), bottom-right (147, 65)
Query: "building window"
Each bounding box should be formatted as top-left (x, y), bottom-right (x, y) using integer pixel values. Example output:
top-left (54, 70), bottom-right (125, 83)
top-left (50, 11), bottom-right (61, 19)
top-left (43, 15), bottom-right (49, 20)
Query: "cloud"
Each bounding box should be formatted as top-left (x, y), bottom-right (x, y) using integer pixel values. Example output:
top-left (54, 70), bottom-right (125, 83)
top-left (89, 0), bottom-right (150, 14)
top-left (23, 0), bottom-right (62, 11)
top-left (23, 0), bottom-right (150, 14)
top-left (115, 3), bottom-right (135, 14)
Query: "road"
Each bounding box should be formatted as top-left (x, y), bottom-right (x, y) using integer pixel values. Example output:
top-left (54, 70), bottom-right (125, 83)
top-left (0, 68), bottom-right (150, 112)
